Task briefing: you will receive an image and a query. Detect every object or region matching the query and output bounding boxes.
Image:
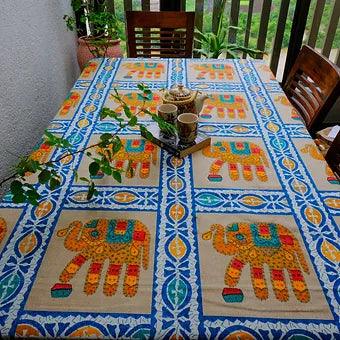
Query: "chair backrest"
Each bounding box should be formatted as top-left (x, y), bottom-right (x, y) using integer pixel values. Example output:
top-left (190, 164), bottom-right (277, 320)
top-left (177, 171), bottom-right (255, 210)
top-left (284, 45), bottom-right (340, 137)
top-left (325, 131), bottom-right (340, 178)
top-left (126, 11), bottom-right (195, 58)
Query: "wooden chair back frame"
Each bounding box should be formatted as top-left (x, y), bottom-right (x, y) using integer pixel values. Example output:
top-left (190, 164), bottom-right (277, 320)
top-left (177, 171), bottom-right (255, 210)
top-left (126, 11), bottom-right (195, 58)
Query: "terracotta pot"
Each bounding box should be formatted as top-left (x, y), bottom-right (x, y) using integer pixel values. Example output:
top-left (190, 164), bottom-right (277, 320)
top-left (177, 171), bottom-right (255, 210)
top-left (77, 36), bottom-right (123, 70)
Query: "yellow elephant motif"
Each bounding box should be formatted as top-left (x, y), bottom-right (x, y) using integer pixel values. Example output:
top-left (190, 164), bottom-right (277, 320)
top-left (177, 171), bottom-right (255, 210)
top-left (203, 222), bottom-right (310, 303)
top-left (274, 95), bottom-right (300, 121)
top-left (0, 218), bottom-right (7, 245)
top-left (201, 94), bottom-right (249, 120)
top-left (202, 141), bottom-right (269, 182)
top-left (27, 143), bottom-right (53, 176)
top-left (95, 138), bottom-right (157, 179)
top-left (111, 92), bottom-right (161, 117)
top-left (123, 62), bottom-right (165, 79)
top-left (301, 144), bottom-right (339, 184)
top-left (192, 63), bottom-right (234, 80)
top-left (51, 218), bottom-right (150, 297)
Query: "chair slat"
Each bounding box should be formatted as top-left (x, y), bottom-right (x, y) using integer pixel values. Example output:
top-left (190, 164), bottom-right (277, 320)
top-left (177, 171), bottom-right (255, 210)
top-left (307, 0), bottom-right (326, 48)
top-left (321, 0), bottom-right (340, 58)
top-left (256, 0), bottom-right (272, 59)
top-left (142, 0), bottom-right (150, 11)
top-left (284, 45), bottom-right (340, 137)
top-left (269, 0), bottom-right (290, 75)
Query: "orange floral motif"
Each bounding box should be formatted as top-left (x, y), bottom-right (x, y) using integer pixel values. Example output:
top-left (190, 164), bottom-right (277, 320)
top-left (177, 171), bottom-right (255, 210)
top-left (203, 222), bottom-right (310, 303)
top-left (123, 62), bottom-right (165, 79)
top-left (301, 143), bottom-right (339, 184)
top-left (95, 138), bottom-right (157, 179)
top-left (193, 63), bottom-right (234, 80)
top-left (201, 94), bottom-right (249, 119)
top-left (202, 141), bottom-right (269, 182)
top-left (0, 217), bottom-right (7, 244)
top-left (51, 219), bottom-right (150, 297)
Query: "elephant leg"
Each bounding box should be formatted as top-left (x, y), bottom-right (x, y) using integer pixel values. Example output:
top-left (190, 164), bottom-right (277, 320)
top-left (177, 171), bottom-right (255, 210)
top-left (155, 70), bottom-right (161, 79)
top-left (103, 263), bottom-right (122, 296)
top-left (218, 71), bottom-right (224, 80)
top-left (126, 161), bottom-right (137, 178)
top-left (255, 165), bottom-right (268, 182)
top-left (228, 163), bottom-right (240, 181)
top-left (250, 266), bottom-right (268, 300)
top-left (197, 71), bottom-right (205, 80)
top-left (201, 105), bottom-right (213, 119)
top-left (270, 269), bottom-right (289, 302)
top-left (225, 258), bottom-right (245, 287)
top-left (139, 161), bottom-right (150, 178)
top-left (217, 107), bottom-right (225, 118)
top-left (123, 264), bottom-right (140, 297)
top-left (208, 159), bottom-right (224, 182)
top-left (288, 268), bottom-right (310, 303)
top-left (84, 261), bottom-right (103, 295)
top-left (210, 71), bottom-right (216, 80)
top-left (114, 160), bottom-right (125, 172)
top-left (145, 70), bottom-right (153, 79)
top-left (238, 109), bottom-right (246, 119)
top-left (242, 165), bottom-right (253, 181)
top-left (137, 70), bottom-right (144, 79)
top-left (60, 254), bottom-right (87, 283)
top-left (227, 108), bottom-right (235, 119)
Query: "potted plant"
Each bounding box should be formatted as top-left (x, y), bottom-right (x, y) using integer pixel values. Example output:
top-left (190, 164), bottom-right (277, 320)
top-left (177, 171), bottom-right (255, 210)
top-left (64, 0), bottom-right (124, 69)
top-left (194, 14), bottom-right (265, 59)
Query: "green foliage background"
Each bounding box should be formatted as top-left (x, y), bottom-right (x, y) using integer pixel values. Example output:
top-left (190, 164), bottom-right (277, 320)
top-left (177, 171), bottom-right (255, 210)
top-left (112, 0), bottom-right (339, 53)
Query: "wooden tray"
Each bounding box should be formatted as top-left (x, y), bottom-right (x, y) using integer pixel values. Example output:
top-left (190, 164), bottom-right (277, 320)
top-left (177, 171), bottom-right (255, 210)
top-left (141, 123), bottom-right (211, 158)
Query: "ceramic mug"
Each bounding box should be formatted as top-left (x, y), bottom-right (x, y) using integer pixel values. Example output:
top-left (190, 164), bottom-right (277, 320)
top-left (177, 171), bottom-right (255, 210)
top-left (158, 103), bottom-right (178, 125)
top-left (177, 113), bottom-right (198, 145)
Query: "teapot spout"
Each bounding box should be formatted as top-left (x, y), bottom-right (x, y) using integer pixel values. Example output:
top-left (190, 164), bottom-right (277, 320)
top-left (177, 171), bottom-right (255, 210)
top-left (195, 94), bottom-right (209, 114)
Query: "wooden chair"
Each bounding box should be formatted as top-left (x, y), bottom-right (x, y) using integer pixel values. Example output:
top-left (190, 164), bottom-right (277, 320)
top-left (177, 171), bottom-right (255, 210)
top-left (325, 131), bottom-right (340, 178)
top-left (126, 11), bottom-right (195, 58)
top-left (284, 45), bottom-right (340, 137)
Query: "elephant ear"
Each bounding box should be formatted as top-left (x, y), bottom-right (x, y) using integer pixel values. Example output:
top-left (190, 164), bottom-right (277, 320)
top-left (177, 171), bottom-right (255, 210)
top-left (202, 230), bottom-right (212, 240)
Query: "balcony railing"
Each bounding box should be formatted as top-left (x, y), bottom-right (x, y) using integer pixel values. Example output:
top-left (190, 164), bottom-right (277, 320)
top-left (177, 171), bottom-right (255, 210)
top-left (98, 0), bottom-right (340, 82)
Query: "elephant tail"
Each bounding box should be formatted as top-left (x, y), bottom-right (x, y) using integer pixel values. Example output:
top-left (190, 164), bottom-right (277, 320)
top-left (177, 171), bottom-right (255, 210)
top-left (152, 144), bottom-right (157, 165)
top-left (295, 245), bottom-right (310, 274)
top-left (142, 229), bottom-right (150, 270)
top-left (260, 150), bottom-right (269, 168)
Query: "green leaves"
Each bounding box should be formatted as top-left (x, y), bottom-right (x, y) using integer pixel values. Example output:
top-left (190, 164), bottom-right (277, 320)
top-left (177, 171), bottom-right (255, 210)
top-left (38, 169), bottom-right (51, 184)
top-left (89, 162), bottom-right (100, 177)
top-left (10, 180), bottom-right (41, 206)
top-left (44, 130), bottom-right (72, 149)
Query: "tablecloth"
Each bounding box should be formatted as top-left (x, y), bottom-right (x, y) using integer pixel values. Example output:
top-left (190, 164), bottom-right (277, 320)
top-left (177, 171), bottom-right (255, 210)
top-left (0, 58), bottom-right (339, 338)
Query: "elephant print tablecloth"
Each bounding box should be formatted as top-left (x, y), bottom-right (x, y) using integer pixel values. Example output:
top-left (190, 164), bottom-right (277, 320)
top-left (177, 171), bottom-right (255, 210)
top-left (0, 58), bottom-right (339, 339)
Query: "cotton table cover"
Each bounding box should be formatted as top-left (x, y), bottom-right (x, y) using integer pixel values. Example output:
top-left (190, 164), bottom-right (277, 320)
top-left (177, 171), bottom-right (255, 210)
top-left (0, 58), bottom-right (339, 338)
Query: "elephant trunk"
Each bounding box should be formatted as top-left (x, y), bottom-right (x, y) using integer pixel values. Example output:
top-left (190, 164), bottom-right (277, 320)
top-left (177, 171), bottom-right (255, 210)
top-left (202, 146), bottom-right (215, 158)
top-left (211, 224), bottom-right (235, 256)
top-left (142, 230), bottom-right (150, 270)
top-left (58, 221), bottom-right (87, 252)
top-left (260, 149), bottom-right (269, 167)
top-left (151, 144), bottom-right (157, 165)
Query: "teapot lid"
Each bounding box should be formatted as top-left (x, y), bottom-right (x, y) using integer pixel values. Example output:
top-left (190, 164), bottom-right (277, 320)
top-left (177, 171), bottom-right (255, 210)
top-left (168, 84), bottom-right (192, 101)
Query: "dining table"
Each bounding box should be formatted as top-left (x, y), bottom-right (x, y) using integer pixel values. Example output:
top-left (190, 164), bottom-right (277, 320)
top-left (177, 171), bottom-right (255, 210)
top-left (0, 57), bottom-right (339, 339)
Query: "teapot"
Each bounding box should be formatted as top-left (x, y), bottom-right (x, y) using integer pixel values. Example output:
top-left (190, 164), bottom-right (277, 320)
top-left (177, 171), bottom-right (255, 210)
top-left (161, 84), bottom-right (209, 115)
